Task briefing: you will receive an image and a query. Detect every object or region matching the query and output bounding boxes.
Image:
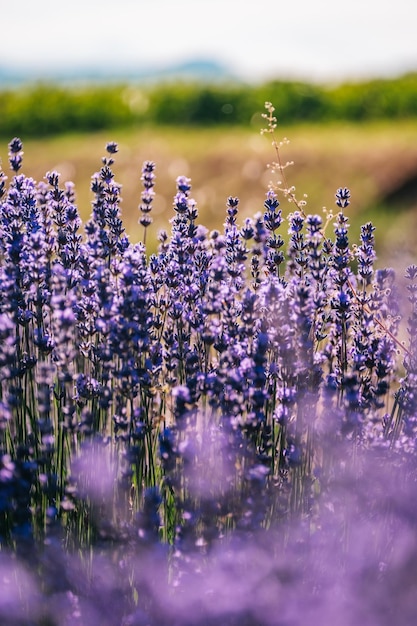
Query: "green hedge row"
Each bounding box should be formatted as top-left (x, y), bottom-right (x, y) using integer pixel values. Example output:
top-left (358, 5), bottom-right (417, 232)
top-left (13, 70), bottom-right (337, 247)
top-left (1, 72), bottom-right (417, 138)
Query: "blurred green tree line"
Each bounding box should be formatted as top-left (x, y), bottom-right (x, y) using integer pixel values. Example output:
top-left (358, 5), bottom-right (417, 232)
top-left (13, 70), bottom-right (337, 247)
top-left (1, 72), bottom-right (417, 138)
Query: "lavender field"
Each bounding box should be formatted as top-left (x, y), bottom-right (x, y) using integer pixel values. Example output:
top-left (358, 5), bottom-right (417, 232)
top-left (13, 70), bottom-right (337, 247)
top-left (1, 105), bottom-right (417, 625)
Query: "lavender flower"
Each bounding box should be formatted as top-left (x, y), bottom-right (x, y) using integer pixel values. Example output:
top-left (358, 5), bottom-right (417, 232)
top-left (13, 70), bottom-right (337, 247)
top-left (139, 160), bottom-right (156, 238)
top-left (356, 221), bottom-right (376, 285)
top-left (8, 138), bottom-right (23, 173)
top-left (335, 186), bottom-right (351, 209)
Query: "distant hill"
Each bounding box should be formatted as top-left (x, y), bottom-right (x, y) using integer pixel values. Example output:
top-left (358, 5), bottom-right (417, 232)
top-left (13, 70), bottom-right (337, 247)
top-left (0, 58), bottom-right (238, 88)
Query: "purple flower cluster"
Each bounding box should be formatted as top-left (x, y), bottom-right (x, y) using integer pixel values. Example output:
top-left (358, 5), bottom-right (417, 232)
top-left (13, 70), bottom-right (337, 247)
top-left (0, 135), bottom-right (416, 625)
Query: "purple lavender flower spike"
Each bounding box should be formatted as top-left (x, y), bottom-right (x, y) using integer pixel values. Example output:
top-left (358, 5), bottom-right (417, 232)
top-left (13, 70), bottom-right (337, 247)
top-left (8, 138), bottom-right (24, 173)
top-left (335, 186), bottom-right (351, 209)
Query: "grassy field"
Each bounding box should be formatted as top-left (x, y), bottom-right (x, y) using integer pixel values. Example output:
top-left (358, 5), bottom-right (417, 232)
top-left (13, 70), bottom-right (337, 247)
top-left (1, 120), bottom-right (416, 263)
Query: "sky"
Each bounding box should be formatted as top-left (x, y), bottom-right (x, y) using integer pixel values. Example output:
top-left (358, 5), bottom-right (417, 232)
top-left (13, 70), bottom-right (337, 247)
top-left (2, 0), bottom-right (417, 83)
